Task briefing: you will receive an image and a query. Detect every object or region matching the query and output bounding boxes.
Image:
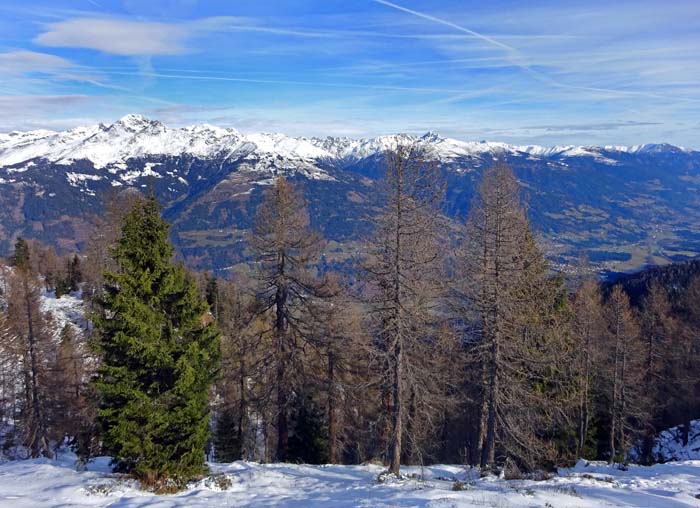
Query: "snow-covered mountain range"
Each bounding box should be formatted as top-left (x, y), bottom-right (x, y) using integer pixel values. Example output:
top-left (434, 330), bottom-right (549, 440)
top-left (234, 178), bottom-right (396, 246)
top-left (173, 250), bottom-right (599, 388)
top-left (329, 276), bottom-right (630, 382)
top-left (1, 114), bottom-right (699, 275)
top-left (0, 114), bottom-right (692, 174)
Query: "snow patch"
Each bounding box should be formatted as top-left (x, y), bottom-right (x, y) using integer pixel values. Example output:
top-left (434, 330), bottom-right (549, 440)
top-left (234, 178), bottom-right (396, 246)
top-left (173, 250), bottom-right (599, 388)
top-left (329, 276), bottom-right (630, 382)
top-left (653, 420), bottom-right (700, 461)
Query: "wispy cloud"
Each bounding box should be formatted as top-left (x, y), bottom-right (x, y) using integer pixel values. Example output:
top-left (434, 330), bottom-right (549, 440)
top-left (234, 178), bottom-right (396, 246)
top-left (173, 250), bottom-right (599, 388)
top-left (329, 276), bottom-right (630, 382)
top-left (0, 0), bottom-right (698, 147)
top-left (520, 121), bottom-right (662, 133)
top-left (83, 68), bottom-right (490, 95)
top-left (34, 18), bottom-right (191, 55)
top-left (0, 50), bottom-right (74, 75)
top-left (0, 94), bottom-right (95, 131)
top-left (0, 50), bottom-right (109, 85)
top-left (372, 0), bottom-right (700, 104)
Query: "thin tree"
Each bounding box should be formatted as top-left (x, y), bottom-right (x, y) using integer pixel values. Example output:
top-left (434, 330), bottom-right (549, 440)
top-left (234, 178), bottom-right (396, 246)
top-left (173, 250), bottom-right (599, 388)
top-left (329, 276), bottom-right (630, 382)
top-left (6, 239), bottom-right (55, 458)
top-left (600, 285), bottom-right (646, 463)
top-left (212, 278), bottom-right (270, 461)
top-left (572, 279), bottom-right (605, 458)
top-left (249, 177), bottom-right (325, 462)
top-left (362, 142), bottom-right (449, 476)
top-left (674, 276), bottom-right (700, 446)
top-left (638, 281), bottom-right (676, 458)
top-left (308, 274), bottom-right (369, 464)
top-left (456, 163), bottom-right (574, 470)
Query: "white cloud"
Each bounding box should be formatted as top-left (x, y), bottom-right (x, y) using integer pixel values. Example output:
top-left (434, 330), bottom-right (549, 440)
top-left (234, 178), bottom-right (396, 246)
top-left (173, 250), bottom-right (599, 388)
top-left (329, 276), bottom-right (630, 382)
top-left (0, 50), bottom-right (108, 86)
top-left (0, 51), bottom-right (73, 75)
top-left (0, 94), bottom-right (95, 131)
top-left (34, 18), bottom-right (191, 56)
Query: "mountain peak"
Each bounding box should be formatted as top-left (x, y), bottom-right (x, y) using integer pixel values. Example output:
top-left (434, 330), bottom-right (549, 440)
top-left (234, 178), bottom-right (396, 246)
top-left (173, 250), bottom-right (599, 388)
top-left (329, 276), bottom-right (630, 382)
top-left (117, 113), bottom-right (150, 124)
top-left (111, 114), bottom-right (161, 132)
top-left (0, 115), bottom-right (695, 171)
top-left (420, 131), bottom-right (444, 142)
top-left (631, 143), bottom-right (688, 154)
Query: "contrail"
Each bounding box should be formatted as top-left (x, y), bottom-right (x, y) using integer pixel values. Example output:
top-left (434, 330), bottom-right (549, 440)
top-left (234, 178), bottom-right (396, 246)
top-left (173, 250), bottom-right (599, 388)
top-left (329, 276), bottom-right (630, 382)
top-left (94, 69), bottom-right (487, 95)
top-left (92, 68), bottom-right (700, 104)
top-left (373, 0), bottom-right (514, 52)
top-left (372, 0), bottom-right (700, 103)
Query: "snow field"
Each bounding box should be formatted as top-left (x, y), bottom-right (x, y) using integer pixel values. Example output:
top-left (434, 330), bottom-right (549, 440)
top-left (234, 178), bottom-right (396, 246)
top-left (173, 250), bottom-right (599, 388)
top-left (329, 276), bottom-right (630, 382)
top-left (1, 456), bottom-right (700, 507)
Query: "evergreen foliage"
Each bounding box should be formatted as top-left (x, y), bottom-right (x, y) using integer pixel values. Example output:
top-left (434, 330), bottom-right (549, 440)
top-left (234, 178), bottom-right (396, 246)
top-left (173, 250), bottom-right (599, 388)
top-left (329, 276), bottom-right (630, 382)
top-left (68, 255), bottom-right (83, 292)
top-left (92, 195), bottom-right (220, 491)
top-left (288, 392), bottom-right (329, 464)
top-left (213, 408), bottom-right (242, 463)
top-left (11, 237), bottom-right (30, 272)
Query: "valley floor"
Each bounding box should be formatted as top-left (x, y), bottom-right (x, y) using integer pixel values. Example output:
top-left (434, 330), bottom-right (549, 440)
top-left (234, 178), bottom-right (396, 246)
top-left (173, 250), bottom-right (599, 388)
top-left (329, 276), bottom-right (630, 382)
top-left (2, 455), bottom-right (700, 508)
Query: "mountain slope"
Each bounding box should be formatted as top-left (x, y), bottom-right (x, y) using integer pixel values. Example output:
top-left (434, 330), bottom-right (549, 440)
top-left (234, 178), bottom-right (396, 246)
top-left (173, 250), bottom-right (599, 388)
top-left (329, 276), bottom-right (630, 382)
top-left (1, 115), bottom-right (700, 274)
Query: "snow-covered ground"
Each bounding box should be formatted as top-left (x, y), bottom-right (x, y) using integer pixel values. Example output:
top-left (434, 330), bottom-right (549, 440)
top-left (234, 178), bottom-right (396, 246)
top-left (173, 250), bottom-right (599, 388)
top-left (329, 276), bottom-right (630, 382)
top-left (1, 455), bottom-right (700, 508)
top-left (653, 420), bottom-right (700, 462)
top-left (40, 289), bottom-right (86, 333)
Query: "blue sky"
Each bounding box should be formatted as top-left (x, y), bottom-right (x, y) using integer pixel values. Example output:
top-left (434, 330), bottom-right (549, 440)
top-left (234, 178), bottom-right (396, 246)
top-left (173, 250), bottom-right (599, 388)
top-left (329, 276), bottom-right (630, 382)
top-left (0, 0), bottom-right (698, 147)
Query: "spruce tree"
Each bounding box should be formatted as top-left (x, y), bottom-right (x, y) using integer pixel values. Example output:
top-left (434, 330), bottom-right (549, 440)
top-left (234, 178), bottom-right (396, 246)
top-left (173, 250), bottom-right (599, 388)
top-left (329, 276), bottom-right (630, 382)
top-left (11, 237), bottom-right (30, 271)
top-left (288, 392), bottom-right (329, 464)
top-left (213, 408), bottom-right (242, 462)
top-left (68, 254), bottom-right (83, 292)
top-left (92, 195), bottom-right (220, 491)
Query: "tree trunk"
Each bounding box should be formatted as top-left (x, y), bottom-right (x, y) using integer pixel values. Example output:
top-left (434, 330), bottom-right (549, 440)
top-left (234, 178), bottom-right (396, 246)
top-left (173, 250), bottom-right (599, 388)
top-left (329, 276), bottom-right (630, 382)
top-left (388, 162), bottom-right (404, 477)
top-left (24, 278), bottom-right (46, 459)
top-left (578, 342), bottom-right (591, 457)
top-left (327, 351), bottom-right (338, 464)
top-left (388, 341), bottom-right (403, 476)
top-left (276, 366), bottom-right (288, 462)
top-left (474, 388), bottom-right (488, 465)
top-left (609, 326), bottom-right (621, 464)
top-left (481, 336), bottom-right (498, 468)
top-left (237, 356), bottom-right (246, 459)
top-left (275, 282), bottom-right (289, 462)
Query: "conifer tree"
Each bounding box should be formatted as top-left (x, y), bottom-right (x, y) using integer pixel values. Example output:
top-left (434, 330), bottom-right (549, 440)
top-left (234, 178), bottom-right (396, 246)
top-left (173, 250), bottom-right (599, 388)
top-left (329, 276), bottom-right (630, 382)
top-left (213, 408), bottom-right (241, 462)
top-left (249, 177), bottom-right (325, 462)
top-left (456, 163), bottom-right (575, 470)
top-left (600, 285), bottom-right (646, 463)
top-left (52, 325), bottom-right (85, 438)
top-left (362, 143), bottom-right (450, 476)
top-left (212, 279), bottom-right (265, 461)
top-left (572, 279), bottom-right (605, 459)
top-left (287, 392), bottom-right (329, 464)
top-left (637, 281), bottom-right (675, 458)
top-left (6, 240), bottom-right (54, 458)
top-left (67, 255), bottom-right (83, 293)
top-left (10, 238), bottom-right (30, 272)
top-left (672, 276), bottom-right (700, 446)
top-left (93, 195), bottom-right (220, 491)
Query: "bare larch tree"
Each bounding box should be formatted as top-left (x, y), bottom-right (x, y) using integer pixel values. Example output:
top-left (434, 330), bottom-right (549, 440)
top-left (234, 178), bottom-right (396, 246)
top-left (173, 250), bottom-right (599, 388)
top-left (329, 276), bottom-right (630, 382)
top-left (249, 177), bottom-right (325, 462)
top-left (362, 142), bottom-right (450, 476)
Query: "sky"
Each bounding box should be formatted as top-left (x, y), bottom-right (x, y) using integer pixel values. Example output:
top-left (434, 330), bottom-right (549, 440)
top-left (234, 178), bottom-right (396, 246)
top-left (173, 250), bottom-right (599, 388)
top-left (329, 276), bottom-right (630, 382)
top-left (0, 0), bottom-right (699, 147)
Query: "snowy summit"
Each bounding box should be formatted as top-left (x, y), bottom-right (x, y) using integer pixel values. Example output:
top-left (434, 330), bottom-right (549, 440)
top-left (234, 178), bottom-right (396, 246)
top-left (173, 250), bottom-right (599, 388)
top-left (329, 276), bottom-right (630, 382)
top-left (0, 115), bottom-right (690, 172)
